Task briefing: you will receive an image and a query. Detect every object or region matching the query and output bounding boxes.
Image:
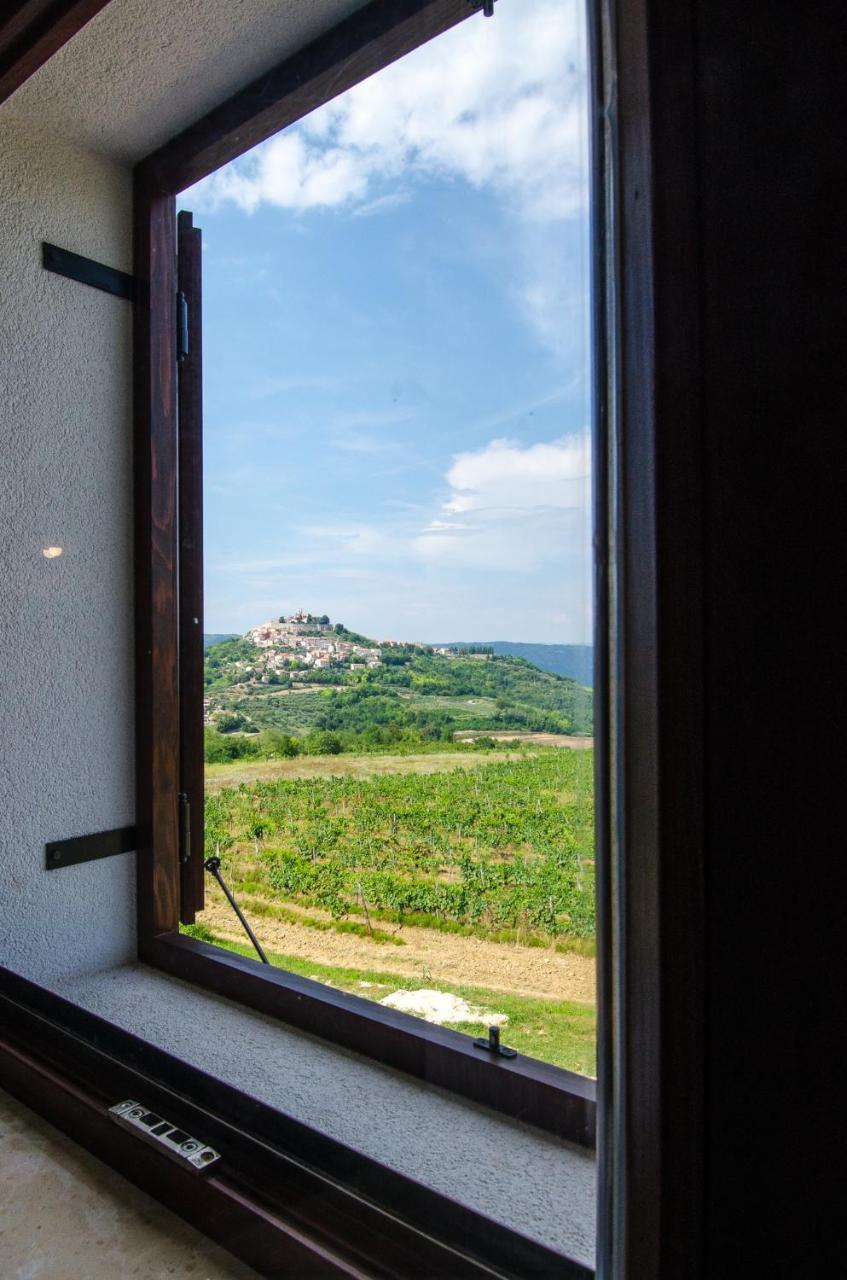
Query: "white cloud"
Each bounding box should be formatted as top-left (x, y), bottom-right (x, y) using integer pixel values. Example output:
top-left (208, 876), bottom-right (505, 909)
top-left (186, 0), bottom-right (588, 224)
top-left (416, 433), bottom-right (591, 572)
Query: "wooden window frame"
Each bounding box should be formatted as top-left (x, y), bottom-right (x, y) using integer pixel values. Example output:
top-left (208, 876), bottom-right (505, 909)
top-left (0, 0), bottom-right (709, 1270)
top-left (134, 0), bottom-right (599, 1151)
top-left (0, 1), bottom-right (113, 105)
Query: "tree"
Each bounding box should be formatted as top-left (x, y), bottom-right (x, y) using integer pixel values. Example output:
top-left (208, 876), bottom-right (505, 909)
top-left (305, 730), bottom-right (343, 756)
top-left (258, 729), bottom-right (299, 759)
top-left (217, 710), bottom-right (253, 733)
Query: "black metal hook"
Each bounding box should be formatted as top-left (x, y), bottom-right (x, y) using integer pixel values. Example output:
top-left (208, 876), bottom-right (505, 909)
top-left (473, 1025), bottom-right (517, 1058)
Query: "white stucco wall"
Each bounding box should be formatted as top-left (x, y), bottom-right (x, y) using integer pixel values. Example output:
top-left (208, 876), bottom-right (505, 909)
top-left (0, 117), bottom-right (136, 981)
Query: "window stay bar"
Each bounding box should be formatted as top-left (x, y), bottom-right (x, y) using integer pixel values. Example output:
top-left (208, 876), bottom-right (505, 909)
top-left (204, 857), bottom-right (270, 965)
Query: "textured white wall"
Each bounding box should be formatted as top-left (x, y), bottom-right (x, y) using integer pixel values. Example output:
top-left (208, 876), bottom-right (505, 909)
top-left (0, 118), bottom-right (136, 981)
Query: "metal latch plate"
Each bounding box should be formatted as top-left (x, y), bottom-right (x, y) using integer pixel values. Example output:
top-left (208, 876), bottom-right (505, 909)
top-left (108, 1100), bottom-right (221, 1173)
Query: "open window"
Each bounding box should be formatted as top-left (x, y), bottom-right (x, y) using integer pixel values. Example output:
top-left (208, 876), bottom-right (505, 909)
top-left (136, 0), bottom-right (599, 1152)
top-left (0, 0), bottom-right (720, 1270)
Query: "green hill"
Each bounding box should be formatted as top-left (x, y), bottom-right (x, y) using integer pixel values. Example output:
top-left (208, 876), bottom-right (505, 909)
top-left (203, 623), bottom-right (593, 749)
top-left (204, 632), bottom-right (238, 649)
top-left (443, 641), bottom-right (593, 686)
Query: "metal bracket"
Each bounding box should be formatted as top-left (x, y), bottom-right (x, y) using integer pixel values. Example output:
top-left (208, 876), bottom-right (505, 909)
top-left (42, 242), bottom-right (134, 300)
top-left (473, 1026), bottom-right (517, 1059)
top-left (45, 826), bottom-right (136, 871)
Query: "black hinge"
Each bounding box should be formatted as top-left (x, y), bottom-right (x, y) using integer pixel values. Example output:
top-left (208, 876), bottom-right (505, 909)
top-left (176, 290), bottom-right (189, 361)
top-left (46, 826), bottom-right (137, 870)
top-left (178, 793), bottom-right (191, 864)
top-left (42, 242), bottom-right (134, 300)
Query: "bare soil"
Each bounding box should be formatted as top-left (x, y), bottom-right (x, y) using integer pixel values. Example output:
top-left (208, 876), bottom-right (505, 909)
top-left (198, 891), bottom-right (596, 1005)
top-left (453, 731), bottom-right (594, 749)
top-left (205, 749), bottom-right (524, 791)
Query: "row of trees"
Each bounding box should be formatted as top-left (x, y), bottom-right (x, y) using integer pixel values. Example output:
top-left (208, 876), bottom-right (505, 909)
top-left (203, 723), bottom-right (503, 764)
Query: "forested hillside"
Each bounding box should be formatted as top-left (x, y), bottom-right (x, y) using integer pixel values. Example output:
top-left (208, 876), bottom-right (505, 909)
top-left (203, 617), bottom-right (593, 760)
top-left (446, 642), bottom-right (593, 686)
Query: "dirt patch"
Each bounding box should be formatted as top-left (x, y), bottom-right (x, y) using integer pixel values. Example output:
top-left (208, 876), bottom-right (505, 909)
top-left (204, 750), bottom-right (525, 791)
top-left (453, 731), bottom-right (594, 749)
top-left (198, 891), bottom-right (596, 1005)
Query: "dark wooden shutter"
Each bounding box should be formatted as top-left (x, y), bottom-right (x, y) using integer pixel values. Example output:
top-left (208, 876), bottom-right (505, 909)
top-left (177, 209), bottom-right (205, 923)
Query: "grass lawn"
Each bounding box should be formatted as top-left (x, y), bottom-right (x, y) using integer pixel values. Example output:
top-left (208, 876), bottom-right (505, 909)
top-left (182, 925), bottom-right (596, 1077)
top-left (396, 692), bottom-right (501, 722)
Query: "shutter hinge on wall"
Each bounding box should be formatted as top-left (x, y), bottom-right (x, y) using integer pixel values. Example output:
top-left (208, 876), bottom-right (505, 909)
top-left (176, 290), bottom-right (189, 361)
top-left (45, 826), bottom-right (137, 870)
top-left (42, 242), bottom-right (134, 300)
top-left (178, 793), bottom-right (191, 865)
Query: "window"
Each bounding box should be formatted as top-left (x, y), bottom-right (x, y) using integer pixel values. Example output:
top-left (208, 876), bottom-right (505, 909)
top-left (136, 0), bottom-right (598, 1149)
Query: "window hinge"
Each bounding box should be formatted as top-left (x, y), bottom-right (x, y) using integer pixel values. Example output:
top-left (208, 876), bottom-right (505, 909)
top-left (178, 792), bottom-right (190, 864)
top-left (176, 290), bottom-right (189, 361)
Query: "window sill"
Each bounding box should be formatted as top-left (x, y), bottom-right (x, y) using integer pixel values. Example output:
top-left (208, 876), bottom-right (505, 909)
top-left (54, 960), bottom-right (596, 1269)
top-left (143, 931), bottom-right (596, 1146)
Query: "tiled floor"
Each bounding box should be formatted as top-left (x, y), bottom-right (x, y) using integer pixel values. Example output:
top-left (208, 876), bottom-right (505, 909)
top-left (0, 1087), bottom-right (258, 1279)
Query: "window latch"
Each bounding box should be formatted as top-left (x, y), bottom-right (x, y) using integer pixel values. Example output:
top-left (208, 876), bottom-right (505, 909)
top-left (178, 792), bottom-right (190, 864)
top-left (176, 289), bottom-right (189, 361)
top-left (473, 1026), bottom-right (517, 1059)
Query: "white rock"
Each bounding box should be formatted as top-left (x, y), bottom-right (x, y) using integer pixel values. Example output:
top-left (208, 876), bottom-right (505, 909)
top-left (379, 988), bottom-right (508, 1027)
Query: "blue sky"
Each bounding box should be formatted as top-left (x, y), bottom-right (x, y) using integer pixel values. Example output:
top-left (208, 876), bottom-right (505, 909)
top-left (183, 0), bottom-right (592, 644)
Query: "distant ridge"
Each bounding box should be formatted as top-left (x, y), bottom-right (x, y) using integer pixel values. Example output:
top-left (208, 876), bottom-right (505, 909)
top-left (204, 633), bottom-right (238, 649)
top-left (442, 642), bottom-right (594, 686)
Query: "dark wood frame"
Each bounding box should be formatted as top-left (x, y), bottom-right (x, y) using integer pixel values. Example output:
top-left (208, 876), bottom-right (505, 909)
top-left (594, 0), bottom-right (706, 1275)
top-left (177, 208), bottom-right (206, 923)
top-left (133, 0), bottom-right (598, 1153)
top-left (0, 0), bottom-right (112, 105)
top-left (0, 0), bottom-right (714, 1271)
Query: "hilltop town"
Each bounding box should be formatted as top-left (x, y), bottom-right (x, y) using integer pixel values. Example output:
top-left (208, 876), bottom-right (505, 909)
top-left (213, 610), bottom-right (483, 690)
top-left (245, 610), bottom-right (385, 674)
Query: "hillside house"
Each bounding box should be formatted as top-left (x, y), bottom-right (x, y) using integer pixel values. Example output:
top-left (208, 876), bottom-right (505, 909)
top-left (0, 2), bottom-right (840, 1278)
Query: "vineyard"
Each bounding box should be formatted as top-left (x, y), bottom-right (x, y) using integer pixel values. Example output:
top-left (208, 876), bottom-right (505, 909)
top-left (204, 749), bottom-right (595, 944)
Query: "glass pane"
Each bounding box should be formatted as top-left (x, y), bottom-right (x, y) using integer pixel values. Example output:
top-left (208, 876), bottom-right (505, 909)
top-left (182, 0), bottom-right (595, 1077)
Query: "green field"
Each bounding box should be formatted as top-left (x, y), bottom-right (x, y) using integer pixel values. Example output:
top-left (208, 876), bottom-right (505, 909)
top-left (199, 746), bottom-right (596, 1071)
top-left (235, 688), bottom-right (328, 734)
top-left (206, 749), bottom-right (595, 943)
top-left (397, 692), bottom-right (501, 722)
